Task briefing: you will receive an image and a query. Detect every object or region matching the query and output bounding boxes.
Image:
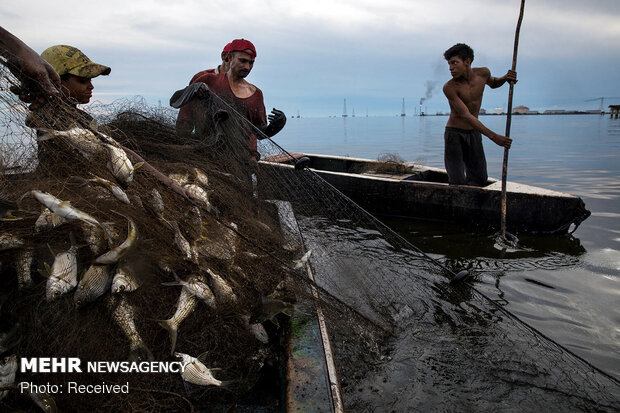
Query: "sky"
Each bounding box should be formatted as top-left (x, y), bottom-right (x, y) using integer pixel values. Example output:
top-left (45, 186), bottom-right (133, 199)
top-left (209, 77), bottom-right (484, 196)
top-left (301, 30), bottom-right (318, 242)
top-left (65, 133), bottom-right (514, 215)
top-left (3, 0), bottom-right (620, 117)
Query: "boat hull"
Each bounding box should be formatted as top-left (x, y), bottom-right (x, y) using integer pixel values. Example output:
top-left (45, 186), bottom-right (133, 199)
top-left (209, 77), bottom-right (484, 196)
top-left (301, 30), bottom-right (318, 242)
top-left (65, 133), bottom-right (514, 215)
top-left (260, 154), bottom-right (590, 234)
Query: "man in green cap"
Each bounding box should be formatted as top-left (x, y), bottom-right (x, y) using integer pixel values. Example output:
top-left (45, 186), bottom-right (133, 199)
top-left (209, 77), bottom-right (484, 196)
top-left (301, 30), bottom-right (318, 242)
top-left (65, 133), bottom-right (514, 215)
top-left (27, 45), bottom-right (110, 132)
top-left (41, 45), bottom-right (110, 106)
top-left (24, 45), bottom-right (111, 166)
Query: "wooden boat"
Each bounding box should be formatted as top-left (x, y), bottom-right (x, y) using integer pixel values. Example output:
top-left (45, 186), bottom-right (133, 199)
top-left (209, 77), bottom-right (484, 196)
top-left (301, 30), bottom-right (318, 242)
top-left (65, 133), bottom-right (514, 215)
top-left (260, 153), bottom-right (591, 234)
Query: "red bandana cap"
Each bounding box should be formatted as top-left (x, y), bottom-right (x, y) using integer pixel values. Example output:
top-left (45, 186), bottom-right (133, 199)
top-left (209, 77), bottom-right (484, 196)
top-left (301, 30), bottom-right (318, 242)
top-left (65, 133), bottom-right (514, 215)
top-left (228, 39), bottom-right (256, 59)
top-left (223, 42), bottom-right (233, 53)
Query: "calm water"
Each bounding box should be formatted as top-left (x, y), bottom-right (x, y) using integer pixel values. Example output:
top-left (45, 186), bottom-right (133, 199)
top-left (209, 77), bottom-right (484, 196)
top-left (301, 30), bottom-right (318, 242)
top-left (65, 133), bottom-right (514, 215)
top-left (278, 114), bottom-right (620, 379)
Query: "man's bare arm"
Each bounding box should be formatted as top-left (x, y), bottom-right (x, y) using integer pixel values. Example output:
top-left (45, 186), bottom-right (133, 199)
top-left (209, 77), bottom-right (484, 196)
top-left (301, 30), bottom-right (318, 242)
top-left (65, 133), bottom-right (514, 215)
top-left (0, 26), bottom-right (60, 96)
top-left (487, 69), bottom-right (517, 89)
top-left (443, 83), bottom-right (512, 148)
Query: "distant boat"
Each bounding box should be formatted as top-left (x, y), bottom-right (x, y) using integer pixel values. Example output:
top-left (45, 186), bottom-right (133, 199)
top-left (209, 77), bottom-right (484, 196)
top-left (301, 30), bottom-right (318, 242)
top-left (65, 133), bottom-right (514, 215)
top-left (401, 98), bottom-right (406, 117)
top-left (342, 99), bottom-right (348, 118)
top-left (352, 108), bottom-right (355, 118)
top-left (296, 109), bottom-right (300, 118)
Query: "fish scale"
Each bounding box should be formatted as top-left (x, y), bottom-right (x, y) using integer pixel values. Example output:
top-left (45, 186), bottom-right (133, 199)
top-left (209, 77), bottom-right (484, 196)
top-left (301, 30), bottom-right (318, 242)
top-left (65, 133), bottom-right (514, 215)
top-left (108, 296), bottom-right (152, 361)
top-left (74, 264), bottom-right (111, 307)
top-left (94, 214), bottom-right (137, 265)
top-left (156, 288), bottom-right (198, 355)
top-left (46, 242), bottom-right (79, 301)
top-left (175, 352), bottom-right (222, 386)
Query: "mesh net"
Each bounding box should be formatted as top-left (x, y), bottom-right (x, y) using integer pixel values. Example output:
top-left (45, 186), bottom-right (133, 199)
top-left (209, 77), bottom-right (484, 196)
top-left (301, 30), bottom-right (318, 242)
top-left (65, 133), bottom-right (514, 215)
top-left (0, 58), bottom-right (619, 412)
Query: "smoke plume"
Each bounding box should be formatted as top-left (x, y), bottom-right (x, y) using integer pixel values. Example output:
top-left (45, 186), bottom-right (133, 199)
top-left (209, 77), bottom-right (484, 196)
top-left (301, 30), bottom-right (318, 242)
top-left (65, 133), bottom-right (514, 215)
top-left (420, 80), bottom-right (439, 105)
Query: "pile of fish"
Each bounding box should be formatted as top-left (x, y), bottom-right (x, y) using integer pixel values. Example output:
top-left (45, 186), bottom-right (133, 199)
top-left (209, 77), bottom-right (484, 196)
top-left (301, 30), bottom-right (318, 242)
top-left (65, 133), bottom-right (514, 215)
top-left (0, 125), bottom-right (298, 410)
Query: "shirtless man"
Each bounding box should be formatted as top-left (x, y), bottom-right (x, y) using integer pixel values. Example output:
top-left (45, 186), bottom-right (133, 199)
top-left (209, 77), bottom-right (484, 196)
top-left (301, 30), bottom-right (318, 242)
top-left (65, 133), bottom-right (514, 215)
top-left (442, 43), bottom-right (515, 186)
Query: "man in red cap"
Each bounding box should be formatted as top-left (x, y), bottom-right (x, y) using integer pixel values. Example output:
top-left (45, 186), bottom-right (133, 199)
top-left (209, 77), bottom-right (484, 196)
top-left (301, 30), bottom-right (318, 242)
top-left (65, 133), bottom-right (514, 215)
top-left (175, 38), bottom-right (286, 167)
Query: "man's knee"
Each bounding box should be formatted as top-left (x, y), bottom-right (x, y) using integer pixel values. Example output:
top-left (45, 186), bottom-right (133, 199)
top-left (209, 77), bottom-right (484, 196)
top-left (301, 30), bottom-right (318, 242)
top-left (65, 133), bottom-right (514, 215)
top-left (445, 161), bottom-right (466, 185)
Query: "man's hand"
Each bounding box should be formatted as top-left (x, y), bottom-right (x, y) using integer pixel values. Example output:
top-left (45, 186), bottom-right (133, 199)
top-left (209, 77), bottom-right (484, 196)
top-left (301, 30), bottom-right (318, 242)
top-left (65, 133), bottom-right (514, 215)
top-left (169, 82), bottom-right (210, 108)
top-left (2, 30), bottom-right (61, 110)
top-left (260, 108), bottom-right (286, 138)
top-left (491, 133), bottom-right (512, 149)
top-left (504, 69), bottom-right (517, 84)
top-left (19, 53), bottom-right (61, 96)
top-left (268, 108), bottom-right (286, 129)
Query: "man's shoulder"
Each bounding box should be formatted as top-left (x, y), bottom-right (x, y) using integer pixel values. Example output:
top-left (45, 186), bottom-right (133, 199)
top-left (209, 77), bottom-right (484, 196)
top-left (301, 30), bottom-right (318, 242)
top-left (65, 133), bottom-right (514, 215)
top-left (443, 79), bottom-right (458, 94)
top-left (472, 67), bottom-right (491, 78)
top-left (190, 69), bottom-right (218, 85)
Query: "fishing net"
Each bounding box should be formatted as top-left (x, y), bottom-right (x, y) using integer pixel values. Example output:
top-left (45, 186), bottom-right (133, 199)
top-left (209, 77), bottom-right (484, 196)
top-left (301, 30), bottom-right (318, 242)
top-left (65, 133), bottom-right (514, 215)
top-left (0, 56), bottom-right (619, 413)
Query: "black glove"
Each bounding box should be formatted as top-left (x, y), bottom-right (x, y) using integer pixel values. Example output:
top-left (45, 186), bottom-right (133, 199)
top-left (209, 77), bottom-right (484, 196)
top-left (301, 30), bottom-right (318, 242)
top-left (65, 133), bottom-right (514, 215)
top-left (260, 108), bottom-right (286, 137)
top-left (169, 82), bottom-right (210, 108)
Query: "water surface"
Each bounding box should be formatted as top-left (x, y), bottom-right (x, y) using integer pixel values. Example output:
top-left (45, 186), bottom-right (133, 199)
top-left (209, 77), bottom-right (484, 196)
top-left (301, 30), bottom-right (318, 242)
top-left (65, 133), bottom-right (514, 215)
top-left (278, 114), bottom-right (620, 380)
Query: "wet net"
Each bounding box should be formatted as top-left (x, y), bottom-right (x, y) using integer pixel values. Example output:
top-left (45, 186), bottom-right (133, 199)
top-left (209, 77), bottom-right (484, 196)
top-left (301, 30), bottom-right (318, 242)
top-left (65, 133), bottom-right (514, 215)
top-left (0, 58), bottom-right (619, 412)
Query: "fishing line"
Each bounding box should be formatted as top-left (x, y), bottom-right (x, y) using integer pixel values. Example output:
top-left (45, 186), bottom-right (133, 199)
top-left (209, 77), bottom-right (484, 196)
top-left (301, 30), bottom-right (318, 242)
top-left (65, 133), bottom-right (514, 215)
top-left (205, 89), bottom-right (620, 387)
top-left (464, 279), bottom-right (620, 386)
top-left (205, 92), bottom-right (466, 281)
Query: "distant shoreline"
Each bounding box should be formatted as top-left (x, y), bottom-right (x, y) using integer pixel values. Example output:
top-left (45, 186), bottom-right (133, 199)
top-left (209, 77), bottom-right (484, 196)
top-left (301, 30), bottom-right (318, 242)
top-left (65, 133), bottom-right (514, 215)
top-left (426, 112), bottom-right (610, 117)
top-left (321, 112), bottom-right (613, 118)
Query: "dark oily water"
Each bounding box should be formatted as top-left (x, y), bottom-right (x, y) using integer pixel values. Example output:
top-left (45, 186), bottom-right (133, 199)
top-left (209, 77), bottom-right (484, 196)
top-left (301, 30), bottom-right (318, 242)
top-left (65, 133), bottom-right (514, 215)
top-left (282, 114), bottom-right (620, 407)
top-left (299, 216), bottom-right (620, 412)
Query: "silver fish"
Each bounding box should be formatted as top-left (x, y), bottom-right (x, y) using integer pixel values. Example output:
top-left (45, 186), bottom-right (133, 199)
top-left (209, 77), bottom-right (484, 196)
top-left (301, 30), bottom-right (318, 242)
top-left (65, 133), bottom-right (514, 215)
top-left (175, 352), bottom-right (223, 387)
top-left (111, 264), bottom-right (140, 294)
top-left (74, 264), bottom-right (111, 307)
top-left (0, 354), bottom-right (17, 400)
top-left (46, 233), bottom-right (79, 301)
top-left (0, 233), bottom-right (24, 252)
top-left (205, 268), bottom-right (236, 303)
top-left (76, 174), bottom-right (131, 204)
top-left (168, 172), bottom-right (189, 187)
top-left (26, 190), bottom-right (113, 243)
top-left (162, 274), bottom-right (215, 307)
top-left (155, 288), bottom-right (198, 355)
top-left (193, 168), bottom-right (209, 188)
top-left (94, 213), bottom-right (137, 265)
top-left (145, 188), bottom-right (165, 218)
top-left (38, 127), bottom-right (105, 161)
top-left (184, 183), bottom-right (215, 213)
top-left (34, 208), bottom-right (67, 232)
top-left (105, 143), bottom-right (135, 184)
top-left (241, 314), bottom-right (268, 344)
top-left (170, 221), bottom-right (195, 262)
top-left (130, 194), bottom-right (144, 210)
top-left (16, 246), bottom-right (34, 289)
top-left (106, 295), bottom-right (153, 361)
top-left (230, 264), bottom-right (249, 282)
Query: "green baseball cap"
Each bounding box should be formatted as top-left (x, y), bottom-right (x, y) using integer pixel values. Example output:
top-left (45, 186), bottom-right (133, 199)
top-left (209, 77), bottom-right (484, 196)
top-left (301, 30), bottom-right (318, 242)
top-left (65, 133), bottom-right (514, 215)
top-left (41, 45), bottom-right (111, 78)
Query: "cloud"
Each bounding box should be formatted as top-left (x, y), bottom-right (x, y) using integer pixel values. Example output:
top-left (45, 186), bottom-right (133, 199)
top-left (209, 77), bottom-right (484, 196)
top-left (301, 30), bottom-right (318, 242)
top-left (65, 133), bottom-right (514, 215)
top-left (3, 0), bottom-right (619, 116)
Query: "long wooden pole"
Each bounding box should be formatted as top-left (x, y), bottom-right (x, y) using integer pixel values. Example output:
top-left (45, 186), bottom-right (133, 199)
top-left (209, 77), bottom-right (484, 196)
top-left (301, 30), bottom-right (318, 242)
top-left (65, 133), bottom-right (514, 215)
top-left (501, 0), bottom-right (526, 237)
